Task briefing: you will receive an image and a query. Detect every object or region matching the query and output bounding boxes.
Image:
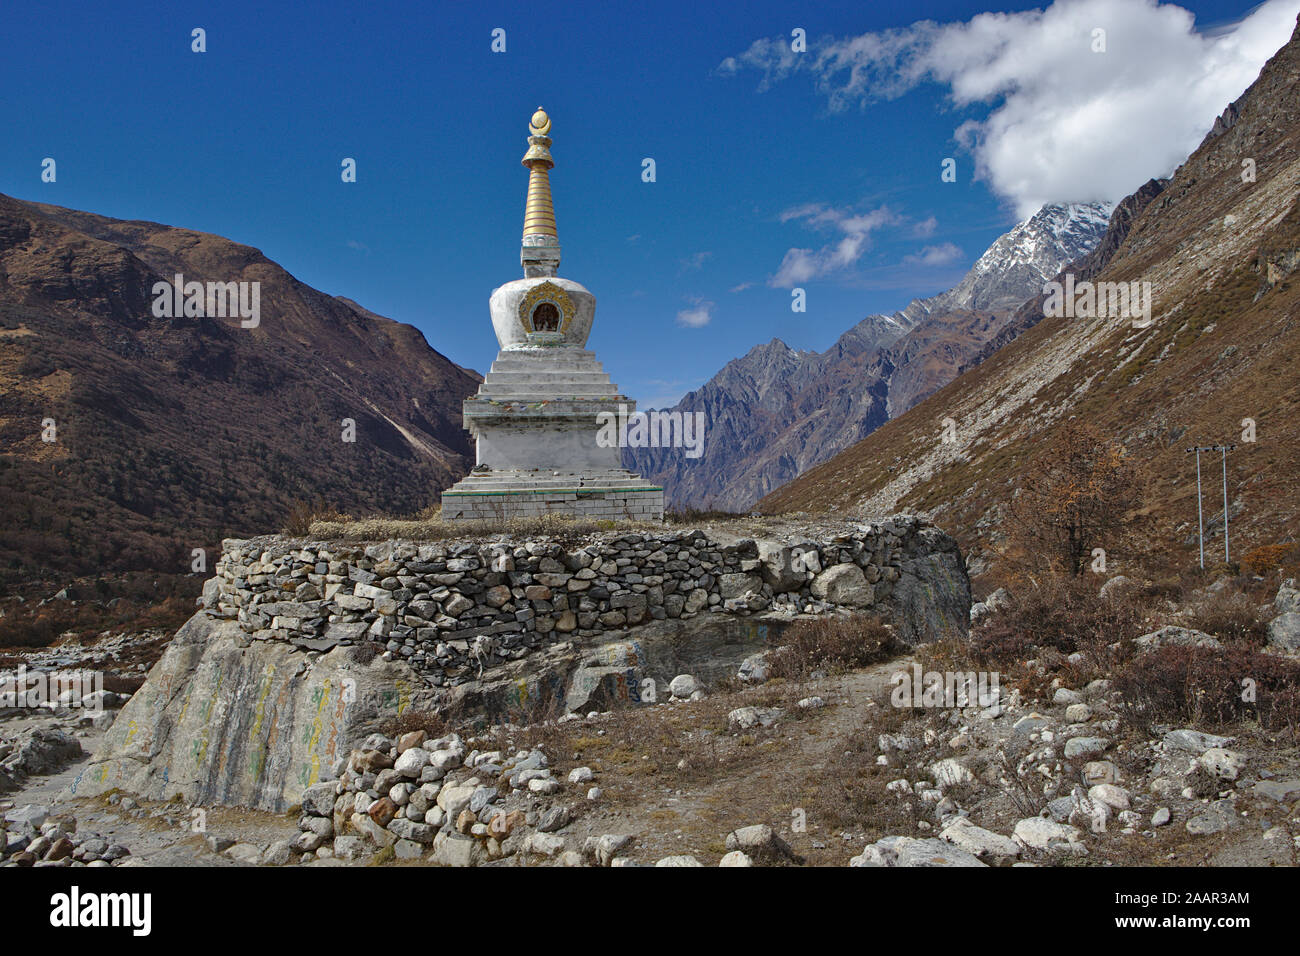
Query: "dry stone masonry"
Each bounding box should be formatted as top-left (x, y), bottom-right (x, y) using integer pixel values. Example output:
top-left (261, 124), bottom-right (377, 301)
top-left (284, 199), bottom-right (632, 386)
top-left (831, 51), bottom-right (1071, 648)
top-left (205, 516), bottom-right (969, 687)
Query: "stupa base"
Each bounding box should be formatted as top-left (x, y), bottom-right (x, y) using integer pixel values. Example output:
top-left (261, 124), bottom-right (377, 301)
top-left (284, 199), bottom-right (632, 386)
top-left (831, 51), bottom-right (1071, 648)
top-left (440, 470), bottom-right (663, 522)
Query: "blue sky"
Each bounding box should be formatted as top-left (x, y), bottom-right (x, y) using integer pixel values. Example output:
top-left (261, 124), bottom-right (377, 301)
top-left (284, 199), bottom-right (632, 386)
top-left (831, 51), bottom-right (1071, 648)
top-left (2, 0), bottom-right (1292, 409)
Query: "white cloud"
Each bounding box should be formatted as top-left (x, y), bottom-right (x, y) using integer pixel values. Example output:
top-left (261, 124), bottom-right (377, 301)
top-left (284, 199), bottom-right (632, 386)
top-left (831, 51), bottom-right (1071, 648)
top-left (903, 242), bottom-right (964, 266)
top-left (912, 215), bottom-right (939, 238)
top-left (679, 251), bottom-right (714, 271)
top-left (769, 203), bottom-right (898, 287)
top-left (676, 298), bottom-right (715, 327)
top-left (721, 0), bottom-right (1300, 217)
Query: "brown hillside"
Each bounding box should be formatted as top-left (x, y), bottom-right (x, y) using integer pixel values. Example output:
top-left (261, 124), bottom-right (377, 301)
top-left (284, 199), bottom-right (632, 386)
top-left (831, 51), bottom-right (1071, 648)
top-left (0, 195), bottom-right (478, 586)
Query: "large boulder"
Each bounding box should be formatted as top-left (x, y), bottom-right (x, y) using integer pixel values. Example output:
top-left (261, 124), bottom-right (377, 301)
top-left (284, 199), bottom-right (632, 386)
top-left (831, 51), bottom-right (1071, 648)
top-left (755, 540), bottom-right (813, 593)
top-left (446, 614), bottom-right (793, 720)
top-left (886, 528), bottom-right (970, 644)
top-left (1268, 612), bottom-right (1300, 651)
top-left (810, 564), bottom-right (873, 607)
top-left (64, 612), bottom-right (437, 812)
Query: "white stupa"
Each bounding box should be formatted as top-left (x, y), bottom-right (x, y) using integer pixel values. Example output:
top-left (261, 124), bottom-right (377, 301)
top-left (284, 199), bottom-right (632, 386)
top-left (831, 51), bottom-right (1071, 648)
top-left (440, 108), bottom-right (664, 522)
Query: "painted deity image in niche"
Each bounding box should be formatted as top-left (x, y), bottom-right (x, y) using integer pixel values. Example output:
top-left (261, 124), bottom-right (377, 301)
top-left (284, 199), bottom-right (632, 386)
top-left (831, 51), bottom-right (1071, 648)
top-left (532, 302), bottom-right (560, 331)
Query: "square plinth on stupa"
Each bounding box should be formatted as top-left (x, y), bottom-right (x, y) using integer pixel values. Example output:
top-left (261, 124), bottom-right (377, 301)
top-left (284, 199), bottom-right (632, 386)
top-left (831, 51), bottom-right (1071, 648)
top-left (440, 108), bottom-right (664, 522)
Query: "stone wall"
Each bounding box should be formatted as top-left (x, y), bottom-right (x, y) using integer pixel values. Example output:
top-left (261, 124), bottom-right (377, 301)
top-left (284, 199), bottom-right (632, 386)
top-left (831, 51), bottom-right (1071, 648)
top-left (205, 516), bottom-right (970, 687)
top-left (72, 516), bottom-right (969, 813)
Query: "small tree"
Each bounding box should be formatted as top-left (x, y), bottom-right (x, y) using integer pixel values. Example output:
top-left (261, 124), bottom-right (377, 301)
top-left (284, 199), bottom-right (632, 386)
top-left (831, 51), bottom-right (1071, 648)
top-left (1005, 421), bottom-right (1144, 576)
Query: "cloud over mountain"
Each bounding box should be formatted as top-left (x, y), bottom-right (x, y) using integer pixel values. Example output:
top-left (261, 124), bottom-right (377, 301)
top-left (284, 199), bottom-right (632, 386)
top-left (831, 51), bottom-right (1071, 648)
top-left (720, 0), bottom-right (1300, 216)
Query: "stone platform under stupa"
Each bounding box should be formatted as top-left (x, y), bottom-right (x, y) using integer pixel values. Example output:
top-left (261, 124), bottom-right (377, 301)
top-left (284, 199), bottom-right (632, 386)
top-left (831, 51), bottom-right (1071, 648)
top-left (440, 108), bottom-right (664, 522)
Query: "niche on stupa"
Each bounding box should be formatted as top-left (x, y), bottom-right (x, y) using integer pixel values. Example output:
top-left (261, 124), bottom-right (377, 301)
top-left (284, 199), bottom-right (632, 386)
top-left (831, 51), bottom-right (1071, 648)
top-left (519, 280), bottom-right (574, 334)
top-left (532, 302), bottom-right (560, 331)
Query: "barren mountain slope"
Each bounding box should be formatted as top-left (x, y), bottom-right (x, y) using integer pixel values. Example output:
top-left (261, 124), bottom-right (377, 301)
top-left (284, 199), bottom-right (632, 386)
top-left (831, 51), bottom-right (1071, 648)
top-left (0, 196), bottom-right (478, 583)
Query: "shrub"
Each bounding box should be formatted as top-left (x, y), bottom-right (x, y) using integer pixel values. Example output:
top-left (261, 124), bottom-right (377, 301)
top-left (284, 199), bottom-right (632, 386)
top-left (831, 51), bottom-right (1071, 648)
top-left (1112, 643), bottom-right (1300, 735)
top-left (381, 706), bottom-right (455, 741)
top-left (1004, 421), bottom-right (1147, 575)
top-left (664, 507), bottom-right (747, 524)
top-left (1183, 591), bottom-right (1269, 646)
top-left (970, 574), bottom-right (1154, 669)
top-left (1240, 543), bottom-right (1295, 577)
top-left (282, 498), bottom-right (348, 537)
top-left (0, 587), bottom-right (196, 650)
top-left (768, 615), bottom-right (901, 680)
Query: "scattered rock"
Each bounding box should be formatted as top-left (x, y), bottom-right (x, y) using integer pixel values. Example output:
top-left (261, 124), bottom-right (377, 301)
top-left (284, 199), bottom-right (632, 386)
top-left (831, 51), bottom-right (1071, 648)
top-left (1185, 800), bottom-right (1238, 836)
top-left (668, 675), bottom-right (699, 698)
top-left (226, 843), bottom-right (264, 865)
top-left (939, 817), bottom-right (1020, 863)
top-left (1197, 748), bottom-right (1245, 781)
top-left (1087, 784), bottom-right (1131, 811)
top-left (1135, 626), bottom-right (1222, 652)
top-left (1163, 729), bottom-right (1234, 754)
top-left (1253, 779), bottom-right (1300, 802)
top-left (1063, 737), bottom-right (1110, 759)
top-left (1082, 761), bottom-right (1120, 786)
top-left (930, 758), bottom-right (974, 789)
top-left (852, 836), bottom-right (985, 867)
top-left (1012, 818), bottom-right (1084, 853)
top-left (589, 833), bottom-right (634, 867)
top-left (728, 706), bottom-right (782, 731)
top-left (725, 824), bottom-right (797, 863)
top-left (737, 653), bottom-right (770, 684)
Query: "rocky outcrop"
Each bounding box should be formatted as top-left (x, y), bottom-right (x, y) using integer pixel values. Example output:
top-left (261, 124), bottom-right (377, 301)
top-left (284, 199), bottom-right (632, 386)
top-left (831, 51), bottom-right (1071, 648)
top-left (65, 613), bottom-right (438, 812)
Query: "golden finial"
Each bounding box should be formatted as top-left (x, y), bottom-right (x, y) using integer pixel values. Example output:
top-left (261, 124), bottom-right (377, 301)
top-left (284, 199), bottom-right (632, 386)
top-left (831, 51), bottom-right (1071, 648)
top-left (521, 107), bottom-right (559, 274)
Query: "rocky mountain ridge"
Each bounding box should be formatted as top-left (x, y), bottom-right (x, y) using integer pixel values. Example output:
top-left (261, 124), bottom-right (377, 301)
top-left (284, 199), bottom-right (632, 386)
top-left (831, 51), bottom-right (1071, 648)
top-left (627, 202), bottom-right (1112, 510)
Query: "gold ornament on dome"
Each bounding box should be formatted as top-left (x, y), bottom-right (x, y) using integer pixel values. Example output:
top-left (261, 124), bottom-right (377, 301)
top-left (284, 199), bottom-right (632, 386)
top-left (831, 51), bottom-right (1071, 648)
top-left (519, 281), bottom-right (574, 334)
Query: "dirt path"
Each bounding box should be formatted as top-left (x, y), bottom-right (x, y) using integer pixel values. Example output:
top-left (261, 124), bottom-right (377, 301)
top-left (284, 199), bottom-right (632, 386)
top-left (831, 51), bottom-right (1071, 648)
top-left (484, 657), bottom-right (914, 865)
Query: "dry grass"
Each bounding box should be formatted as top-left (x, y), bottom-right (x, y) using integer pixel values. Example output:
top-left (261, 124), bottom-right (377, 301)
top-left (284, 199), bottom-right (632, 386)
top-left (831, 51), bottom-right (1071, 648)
top-left (767, 614), bottom-right (903, 681)
top-left (1181, 590), bottom-right (1271, 646)
top-left (380, 707), bottom-right (456, 742)
top-left (308, 509), bottom-right (665, 543)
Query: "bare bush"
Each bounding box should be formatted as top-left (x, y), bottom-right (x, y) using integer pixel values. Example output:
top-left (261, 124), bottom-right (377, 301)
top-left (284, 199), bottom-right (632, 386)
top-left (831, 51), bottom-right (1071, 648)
top-left (768, 615), bottom-right (902, 680)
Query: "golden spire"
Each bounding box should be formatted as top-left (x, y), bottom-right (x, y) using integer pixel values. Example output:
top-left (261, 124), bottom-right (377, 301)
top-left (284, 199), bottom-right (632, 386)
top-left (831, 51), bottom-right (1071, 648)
top-left (521, 107), bottom-right (560, 277)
